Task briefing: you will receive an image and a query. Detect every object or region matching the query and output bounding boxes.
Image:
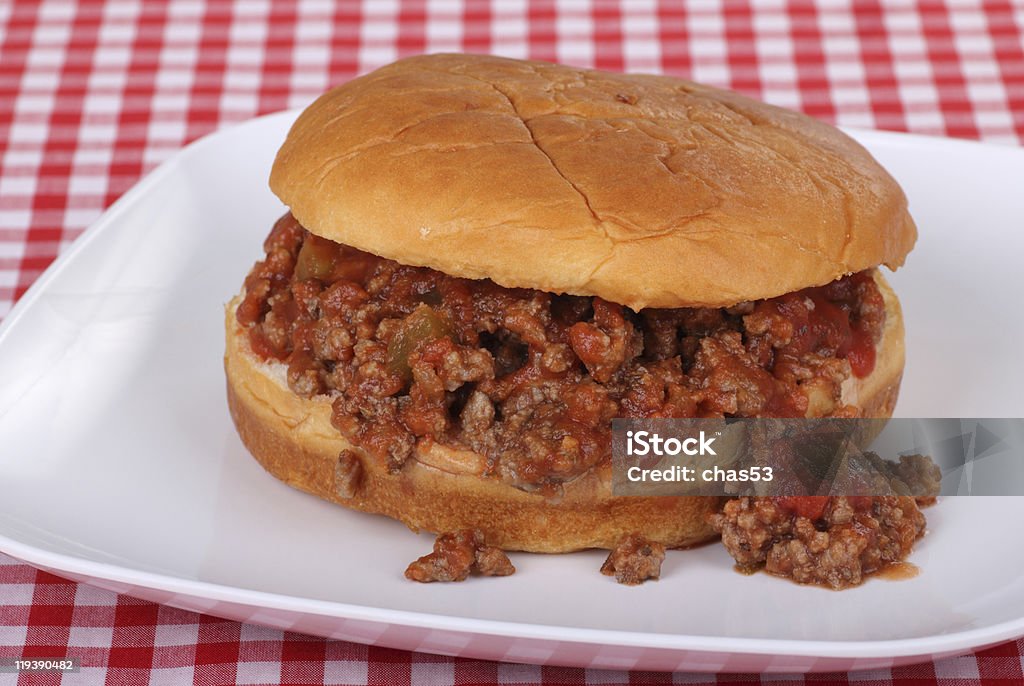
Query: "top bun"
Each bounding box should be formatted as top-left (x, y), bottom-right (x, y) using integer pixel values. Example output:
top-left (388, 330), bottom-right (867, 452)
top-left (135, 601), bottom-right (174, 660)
top-left (270, 54), bottom-right (916, 310)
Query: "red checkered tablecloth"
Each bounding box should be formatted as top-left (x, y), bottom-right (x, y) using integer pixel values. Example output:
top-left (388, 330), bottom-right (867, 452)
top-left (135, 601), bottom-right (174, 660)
top-left (2, 1), bottom-right (1023, 684)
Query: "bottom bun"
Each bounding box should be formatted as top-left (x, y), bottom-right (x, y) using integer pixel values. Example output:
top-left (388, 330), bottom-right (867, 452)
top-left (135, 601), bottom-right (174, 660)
top-left (224, 271), bottom-right (904, 553)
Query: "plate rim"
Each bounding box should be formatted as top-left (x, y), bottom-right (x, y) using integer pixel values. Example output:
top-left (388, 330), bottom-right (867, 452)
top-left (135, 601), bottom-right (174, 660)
top-left (2, 111), bottom-right (1024, 662)
top-left (4, 531), bottom-right (1024, 660)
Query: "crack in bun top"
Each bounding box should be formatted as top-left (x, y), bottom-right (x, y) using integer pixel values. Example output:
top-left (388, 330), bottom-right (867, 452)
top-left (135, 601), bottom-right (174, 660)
top-left (270, 53), bottom-right (916, 310)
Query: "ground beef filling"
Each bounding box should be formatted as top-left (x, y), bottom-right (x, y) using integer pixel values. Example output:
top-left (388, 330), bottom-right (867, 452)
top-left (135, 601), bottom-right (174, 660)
top-left (237, 213), bottom-right (886, 489)
top-left (711, 496), bottom-right (927, 589)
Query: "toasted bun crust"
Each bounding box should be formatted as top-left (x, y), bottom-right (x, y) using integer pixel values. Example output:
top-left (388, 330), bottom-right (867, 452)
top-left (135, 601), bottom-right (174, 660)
top-left (270, 54), bottom-right (916, 310)
top-left (224, 272), bottom-right (904, 552)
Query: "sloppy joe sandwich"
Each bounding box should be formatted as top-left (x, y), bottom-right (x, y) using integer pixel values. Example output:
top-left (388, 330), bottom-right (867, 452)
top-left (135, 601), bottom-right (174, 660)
top-left (225, 54), bottom-right (921, 586)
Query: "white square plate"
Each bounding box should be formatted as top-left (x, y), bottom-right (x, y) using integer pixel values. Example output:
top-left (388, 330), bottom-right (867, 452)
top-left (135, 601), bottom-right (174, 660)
top-left (1, 111), bottom-right (1023, 673)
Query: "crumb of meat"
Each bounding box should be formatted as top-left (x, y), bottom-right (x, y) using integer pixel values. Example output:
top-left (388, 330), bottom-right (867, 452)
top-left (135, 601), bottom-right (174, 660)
top-left (710, 496), bottom-right (926, 589)
top-left (893, 454), bottom-right (942, 500)
top-left (404, 530), bottom-right (515, 583)
top-left (334, 449), bottom-right (363, 499)
top-left (838, 452), bottom-right (942, 499)
top-left (600, 534), bottom-right (666, 585)
top-left (474, 544), bottom-right (516, 576)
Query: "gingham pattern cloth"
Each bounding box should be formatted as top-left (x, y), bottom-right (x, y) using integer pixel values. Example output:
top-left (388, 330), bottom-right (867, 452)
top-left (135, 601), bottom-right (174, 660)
top-left (1, 1), bottom-right (1022, 684)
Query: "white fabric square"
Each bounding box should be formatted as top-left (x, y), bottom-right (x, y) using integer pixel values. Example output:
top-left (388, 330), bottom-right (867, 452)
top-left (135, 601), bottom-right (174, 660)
top-left (153, 621), bottom-right (199, 648)
top-left (322, 658), bottom-right (369, 685)
top-left (411, 659), bottom-right (455, 685)
top-left (68, 625), bottom-right (115, 649)
top-left (235, 660), bottom-right (281, 685)
top-left (935, 654), bottom-right (981, 680)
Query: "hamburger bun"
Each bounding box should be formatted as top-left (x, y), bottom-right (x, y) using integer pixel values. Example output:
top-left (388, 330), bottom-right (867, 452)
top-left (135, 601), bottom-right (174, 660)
top-left (271, 53), bottom-right (915, 310)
